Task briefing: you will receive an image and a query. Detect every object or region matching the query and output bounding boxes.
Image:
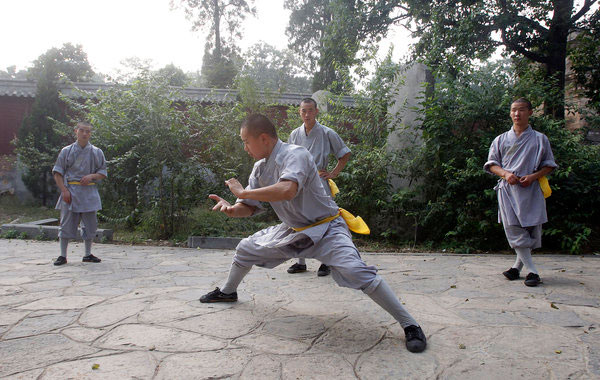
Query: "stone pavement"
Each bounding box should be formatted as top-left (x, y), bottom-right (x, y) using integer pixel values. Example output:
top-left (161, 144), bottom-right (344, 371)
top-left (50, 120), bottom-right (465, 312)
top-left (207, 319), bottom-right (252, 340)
top-left (0, 239), bottom-right (598, 379)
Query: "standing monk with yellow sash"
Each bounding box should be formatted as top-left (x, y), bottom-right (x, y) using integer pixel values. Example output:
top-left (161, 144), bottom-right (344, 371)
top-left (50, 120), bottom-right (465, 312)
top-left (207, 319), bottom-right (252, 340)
top-left (287, 97), bottom-right (351, 276)
top-left (200, 114), bottom-right (426, 353)
top-left (484, 98), bottom-right (557, 287)
top-left (52, 121), bottom-right (107, 266)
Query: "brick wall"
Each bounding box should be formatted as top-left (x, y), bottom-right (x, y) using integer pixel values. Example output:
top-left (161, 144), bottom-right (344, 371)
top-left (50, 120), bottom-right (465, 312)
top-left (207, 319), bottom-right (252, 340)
top-left (0, 96), bottom-right (33, 155)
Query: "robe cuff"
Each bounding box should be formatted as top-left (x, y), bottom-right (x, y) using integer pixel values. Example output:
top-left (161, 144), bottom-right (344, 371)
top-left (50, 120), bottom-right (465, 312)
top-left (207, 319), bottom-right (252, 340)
top-left (236, 199), bottom-right (265, 216)
top-left (483, 160), bottom-right (501, 174)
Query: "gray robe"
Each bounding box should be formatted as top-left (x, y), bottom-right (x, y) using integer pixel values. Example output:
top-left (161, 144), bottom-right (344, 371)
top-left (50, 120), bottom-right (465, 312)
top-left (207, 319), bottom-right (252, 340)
top-left (234, 140), bottom-right (380, 292)
top-left (289, 121), bottom-right (351, 196)
top-left (53, 142), bottom-right (107, 213)
top-left (484, 126), bottom-right (557, 228)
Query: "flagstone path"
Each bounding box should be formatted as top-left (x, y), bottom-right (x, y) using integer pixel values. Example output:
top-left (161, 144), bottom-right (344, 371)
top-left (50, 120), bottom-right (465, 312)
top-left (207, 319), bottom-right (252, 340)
top-left (0, 239), bottom-right (598, 379)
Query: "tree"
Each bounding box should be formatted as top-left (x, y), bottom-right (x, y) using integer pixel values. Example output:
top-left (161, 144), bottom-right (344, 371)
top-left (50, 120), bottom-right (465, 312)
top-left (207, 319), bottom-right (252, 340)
top-left (569, 9), bottom-right (600, 112)
top-left (28, 42), bottom-right (94, 82)
top-left (156, 63), bottom-right (189, 86)
top-left (0, 65), bottom-right (28, 80)
top-left (237, 42), bottom-right (311, 93)
top-left (172, 0), bottom-right (256, 87)
top-left (285, 0), bottom-right (402, 93)
top-left (285, 0), bottom-right (359, 92)
top-left (200, 44), bottom-right (240, 88)
top-left (346, 0), bottom-right (597, 119)
top-left (14, 44), bottom-right (94, 205)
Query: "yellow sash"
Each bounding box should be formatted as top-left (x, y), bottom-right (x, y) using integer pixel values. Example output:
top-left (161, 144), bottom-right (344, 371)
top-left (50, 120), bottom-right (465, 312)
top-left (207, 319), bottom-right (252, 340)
top-left (538, 176), bottom-right (551, 198)
top-left (67, 181), bottom-right (96, 185)
top-left (292, 208), bottom-right (370, 235)
top-left (328, 179), bottom-right (340, 197)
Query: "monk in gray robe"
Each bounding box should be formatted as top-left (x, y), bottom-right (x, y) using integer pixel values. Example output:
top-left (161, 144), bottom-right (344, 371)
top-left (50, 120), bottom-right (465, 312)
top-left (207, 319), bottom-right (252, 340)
top-left (484, 98), bottom-right (557, 287)
top-left (287, 97), bottom-right (351, 276)
top-left (52, 121), bottom-right (107, 266)
top-left (200, 114), bottom-right (427, 353)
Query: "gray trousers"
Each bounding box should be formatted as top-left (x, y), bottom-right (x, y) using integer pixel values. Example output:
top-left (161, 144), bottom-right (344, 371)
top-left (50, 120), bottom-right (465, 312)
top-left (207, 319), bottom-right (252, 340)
top-left (234, 218), bottom-right (382, 294)
top-left (503, 224), bottom-right (542, 249)
top-left (59, 208), bottom-right (98, 240)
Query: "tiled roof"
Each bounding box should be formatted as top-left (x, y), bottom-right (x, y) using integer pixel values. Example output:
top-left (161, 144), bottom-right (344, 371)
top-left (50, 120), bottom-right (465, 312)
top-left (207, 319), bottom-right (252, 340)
top-left (0, 79), bottom-right (355, 107)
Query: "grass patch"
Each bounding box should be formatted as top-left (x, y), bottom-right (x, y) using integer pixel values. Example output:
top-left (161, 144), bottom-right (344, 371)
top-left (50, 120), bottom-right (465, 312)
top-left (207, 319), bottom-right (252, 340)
top-left (0, 195), bottom-right (59, 225)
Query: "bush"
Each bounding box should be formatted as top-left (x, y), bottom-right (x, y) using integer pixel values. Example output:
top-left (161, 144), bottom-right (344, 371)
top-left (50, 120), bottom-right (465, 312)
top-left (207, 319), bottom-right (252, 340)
top-left (390, 61), bottom-right (600, 253)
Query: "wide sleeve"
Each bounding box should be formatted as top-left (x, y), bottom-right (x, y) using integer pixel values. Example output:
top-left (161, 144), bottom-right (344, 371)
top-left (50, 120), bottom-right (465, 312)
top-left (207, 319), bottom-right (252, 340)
top-left (52, 146), bottom-right (69, 176)
top-left (235, 162), bottom-right (265, 215)
top-left (483, 136), bottom-right (502, 174)
top-left (279, 148), bottom-right (311, 194)
top-left (327, 129), bottom-right (351, 159)
top-left (538, 135), bottom-right (558, 170)
top-left (95, 148), bottom-right (108, 177)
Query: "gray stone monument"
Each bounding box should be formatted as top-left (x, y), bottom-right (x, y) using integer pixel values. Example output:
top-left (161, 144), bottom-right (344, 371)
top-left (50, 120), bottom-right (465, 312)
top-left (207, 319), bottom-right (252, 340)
top-left (386, 63), bottom-right (434, 190)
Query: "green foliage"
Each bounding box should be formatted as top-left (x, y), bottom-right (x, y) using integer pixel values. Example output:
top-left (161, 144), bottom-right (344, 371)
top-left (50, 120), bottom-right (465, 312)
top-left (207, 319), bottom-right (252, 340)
top-left (237, 42), bottom-right (311, 93)
top-left (341, 1), bottom-right (596, 118)
top-left (14, 78), bottom-right (64, 206)
top-left (201, 45), bottom-right (239, 88)
top-left (185, 201), bottom-right (277, 239)
top-left (173, 0), bottom-right (255, 88)
top-left (0, 65), bottom-right (28, 80)
top-left (58, 69), bottom-right (278, 240)
top-left (284, 0), bottom-right (402, 92)
top-left (156, 64), bottom-right (189, 86)
top-left (28, 43), bottom-right (95, 82)
top-left (60, 71), bottom-right (198, 239)
top-left (285, 0), bottom-right (360, 92)
top-left (391, 61), bottom-right (600, 253)
top-left (14, 44), bottom-right (95, 206)
top-left (569, 9), bottom-right (600, 112)
top-left (280, 54), bottom-right (403, 238)
top-left (1, 229), bottom-right (20, 239)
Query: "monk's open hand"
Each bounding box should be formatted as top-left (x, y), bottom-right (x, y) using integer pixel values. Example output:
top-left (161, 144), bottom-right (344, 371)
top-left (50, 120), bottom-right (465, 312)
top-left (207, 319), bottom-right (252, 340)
top-left (208, 194), bottom-right (235, 216)
top-left (519, 174), bottom-right (535, 187)
top-left (225, 178), bottom-right (245, 198)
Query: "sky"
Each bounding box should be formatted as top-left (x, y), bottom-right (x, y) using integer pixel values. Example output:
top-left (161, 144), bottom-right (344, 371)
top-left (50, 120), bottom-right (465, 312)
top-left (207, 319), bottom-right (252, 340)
top-left (1, 0), bottom-right (412, 77)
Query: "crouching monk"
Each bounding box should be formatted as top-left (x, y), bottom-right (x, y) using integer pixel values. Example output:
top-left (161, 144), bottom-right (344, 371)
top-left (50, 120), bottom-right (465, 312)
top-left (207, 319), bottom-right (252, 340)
top-left (200, 114), bottom-right (427, 353)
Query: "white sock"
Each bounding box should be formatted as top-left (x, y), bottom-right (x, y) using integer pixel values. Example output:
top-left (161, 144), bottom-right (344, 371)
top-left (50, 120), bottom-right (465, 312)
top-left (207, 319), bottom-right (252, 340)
top-left (221, 261), bottom-right (251, 294)
top-left (60, 238), bottom-right (69, 258)
top-left (297, 258), bottom-right (306, 265)
top-left (366, 280), bottom-right (418, 328)
top-left (84, 239), bottom-right (92, 256)
top-left (512, 256), bottom-right (523, 271)
top-left (515, 247), bottom-right (538, 275)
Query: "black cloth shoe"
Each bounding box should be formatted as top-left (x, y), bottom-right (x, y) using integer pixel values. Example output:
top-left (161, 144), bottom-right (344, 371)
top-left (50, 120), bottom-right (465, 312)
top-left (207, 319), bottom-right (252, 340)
top-left (317, 263), bottom-right (331, 277)
top-left (54, 256), bottom-right (67, 266)
top-left (524, 272), bottom-right (541, 287)
top-left (287, 263), bottom-right (307, 274)
top-left (82, 254), bottom-right (101, 263)
top-left (503, 267), bottom-right (520, 281)
top-left (404, 325), bottom-right (427, 353)
top-left (200, 287), bottom-right (238, 303)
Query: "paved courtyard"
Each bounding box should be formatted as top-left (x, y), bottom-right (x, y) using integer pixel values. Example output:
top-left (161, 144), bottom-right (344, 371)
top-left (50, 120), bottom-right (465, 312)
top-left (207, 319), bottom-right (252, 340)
top-left (0, 239), bottom-right (598, 379)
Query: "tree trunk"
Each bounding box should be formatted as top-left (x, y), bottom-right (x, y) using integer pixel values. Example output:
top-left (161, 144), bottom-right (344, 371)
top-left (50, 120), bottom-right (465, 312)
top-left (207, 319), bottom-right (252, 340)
top-left (544, 0), bottom-right (573, 119)
top-left (213, 0), bottom-right (222, 61)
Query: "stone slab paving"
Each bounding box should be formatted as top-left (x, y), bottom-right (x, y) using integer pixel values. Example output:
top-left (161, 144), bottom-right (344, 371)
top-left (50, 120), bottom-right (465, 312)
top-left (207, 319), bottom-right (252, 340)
top-left (0, 239), bottom-right (598, 379)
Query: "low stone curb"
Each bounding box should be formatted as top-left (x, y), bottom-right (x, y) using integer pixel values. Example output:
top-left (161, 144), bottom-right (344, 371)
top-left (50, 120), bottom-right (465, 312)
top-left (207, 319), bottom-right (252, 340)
top-left (1, 223), bottom-right (113, 242)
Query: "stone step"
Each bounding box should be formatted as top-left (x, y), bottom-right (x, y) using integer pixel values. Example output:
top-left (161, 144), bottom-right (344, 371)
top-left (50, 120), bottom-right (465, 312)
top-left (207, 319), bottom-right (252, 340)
top-left (26, 218), bottom-right (59, 225)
